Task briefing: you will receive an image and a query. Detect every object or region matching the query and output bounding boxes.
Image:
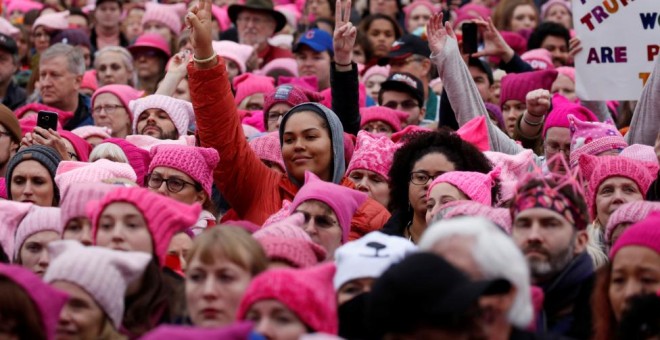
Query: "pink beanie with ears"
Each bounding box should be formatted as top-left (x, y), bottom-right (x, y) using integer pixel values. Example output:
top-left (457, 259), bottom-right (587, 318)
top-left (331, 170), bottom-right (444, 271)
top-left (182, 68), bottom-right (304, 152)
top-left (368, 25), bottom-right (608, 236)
top-left (212, 40), bottom-right (254, 75)
top-left (403, 0), bottom-right (437, 27)
top-left (253, 213), bottom-right (327, 268)
top-left (237, 263), bottom-right (338, 334)
top-left (556, 66), bottom-right (575, 83)
top-left (6, 0), bottom-right (44, 15)
top-left (605, 201), bottom-right (660, 243)
top-left (60, 183), bottom-right (117, 232)
top-left (92, 85), bottom-right (145, 123)
top-left (99, 138), bottom-right (151, 186)
top-left (59, 130), bottom-right (92, 162)
top-left (148, 144), bottom-right (220, 198)
top-left (610, 212), bottom-right (660, 259)
top-left (130, 95), bottom-right (192, 137)
top-left (15, 103), bottom-right (73, 123)
top-left (441, 200), bottom-right (513, 233)
top-left (427, 168), bottom-right (501, 207)
top-left (0, 263), bottom-right (69, 340)
top-left (14, 206), bottom-right (62, 261)
top-left (360, 106), bottom-right (408, 133)
top-left (249, 132), bottom-right (286, 173)
top-left (521, 48), bottom-right (555, 71)
top-left (233, 73), bottom-right (276, 107)
top-left (278, 76), bottom-right (318, 92)
top-left (0, 200), bottom-right (33, 259)
top-left (258, 58), bottom-right (299, 78)
top-left (500, 70), bottom-right (558, 109)
top-left (485, 150), bottom-right (534, 183)
top-left (88, 187), bottom-right (201, 266)
top-left (289, 172), bottom-right (368, 243)
top-left (362, 65), bottom-right (390, 82)
top-left (568, 114), bottom-right (628, 169)
top-left (54, 160), bottom-right (137, 197)
top-left (543, 94), bottom-right (598, 138)
top-left (71, 126), bottom-right (112, 141)
top-left (346, 131), bottom-right (399, 181)
top-left (141, 2), bottom-right (182, 35)
top-left (262, 84), bottom-right (324, 121)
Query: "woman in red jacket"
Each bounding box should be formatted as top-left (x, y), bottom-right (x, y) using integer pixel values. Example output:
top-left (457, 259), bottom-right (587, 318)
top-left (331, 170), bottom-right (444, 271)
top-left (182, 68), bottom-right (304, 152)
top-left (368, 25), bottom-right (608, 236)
top-left (185, 0), bottom-right (390, 237)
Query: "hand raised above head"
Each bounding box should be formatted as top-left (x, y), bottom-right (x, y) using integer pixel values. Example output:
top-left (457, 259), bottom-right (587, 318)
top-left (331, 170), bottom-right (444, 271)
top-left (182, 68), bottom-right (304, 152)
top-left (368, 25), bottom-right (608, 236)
top-left (185, 0), bottom-right (215, 65)
top-left (426, 12), bottom-right (456, 56)
top-left (333, 0), bottom-right (357, 66)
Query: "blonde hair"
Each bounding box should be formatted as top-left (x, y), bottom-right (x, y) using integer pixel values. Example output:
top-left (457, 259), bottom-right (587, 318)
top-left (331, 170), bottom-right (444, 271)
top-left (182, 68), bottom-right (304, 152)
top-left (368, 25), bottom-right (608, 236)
top-left (186, 226), bottom-right (268, 276)
top-left (89, 143), bottom-right (129, 163)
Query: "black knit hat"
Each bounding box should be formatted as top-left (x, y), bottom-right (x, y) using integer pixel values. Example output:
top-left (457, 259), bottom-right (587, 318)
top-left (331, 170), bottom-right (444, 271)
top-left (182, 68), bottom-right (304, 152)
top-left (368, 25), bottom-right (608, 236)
top-left (6, 145), bottom-right (62, 203)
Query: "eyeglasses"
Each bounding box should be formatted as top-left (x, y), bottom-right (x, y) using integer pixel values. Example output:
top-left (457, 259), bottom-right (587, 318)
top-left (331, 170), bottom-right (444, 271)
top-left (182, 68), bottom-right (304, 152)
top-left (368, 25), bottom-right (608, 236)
top-left (92, 104), bottom-right (125, 115)
top-left (383, 99), bottom-right (419, 110)
top-left (390, 55), bottom-right (425, 67)
top-left (267, 111), bottom-right (288, 122)
top-left (236, 15), bottom-right (268, 26)
top-left (297, 210), bottom-right (339, 229)
top-left (409, 171), bottom-right (444, 185)
top-left (544, 142), bottom-right (570, 156)
top-left (146, 174), bottom-right (200, 193)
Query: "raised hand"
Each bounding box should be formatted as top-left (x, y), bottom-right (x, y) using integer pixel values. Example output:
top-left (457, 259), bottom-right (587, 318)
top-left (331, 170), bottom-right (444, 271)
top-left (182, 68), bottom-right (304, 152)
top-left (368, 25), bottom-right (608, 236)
top-left (22, 127), bottom-right (71, 160)
top-left (526, 89), bottom-right (552, 117)
top-left (471, 17), bottom-right (514, 62)
top-left (426, 12), bottom-right (456, 56)
top-left (333, 0), bottom-right (357, 66)
top-left (167, 51), bottom-right (191, 76)
top-left (185, 0), bottom-right (214, 64)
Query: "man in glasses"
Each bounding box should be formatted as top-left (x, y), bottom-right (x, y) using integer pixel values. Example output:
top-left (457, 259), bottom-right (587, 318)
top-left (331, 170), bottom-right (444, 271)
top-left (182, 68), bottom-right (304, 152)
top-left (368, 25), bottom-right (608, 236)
top-left (378, 72), bottom-right (425, 127)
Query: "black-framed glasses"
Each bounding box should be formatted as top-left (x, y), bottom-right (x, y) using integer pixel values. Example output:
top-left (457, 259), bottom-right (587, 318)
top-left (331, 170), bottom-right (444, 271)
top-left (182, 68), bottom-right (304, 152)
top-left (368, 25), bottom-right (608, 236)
top-left (93, 104), bottom-right (125, 115)
top-left (409, 171), bottom-right (444, 185)
top-left (297, 210), bottom-right (339, 229)
top-left (146, 174), bottom-right (200, 193)
top-left (544, 142), bottom-right (570, 156)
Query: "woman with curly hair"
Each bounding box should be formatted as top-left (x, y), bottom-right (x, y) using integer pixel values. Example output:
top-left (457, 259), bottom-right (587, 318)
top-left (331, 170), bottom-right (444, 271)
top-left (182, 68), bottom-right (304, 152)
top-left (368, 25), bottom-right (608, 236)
top-left (382, 129), bottom-right (493, 243)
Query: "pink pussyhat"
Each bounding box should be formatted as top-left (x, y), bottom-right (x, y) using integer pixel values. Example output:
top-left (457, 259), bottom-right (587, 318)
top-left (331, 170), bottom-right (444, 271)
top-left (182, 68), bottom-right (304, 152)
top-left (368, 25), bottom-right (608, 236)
top-left (212, 40), bottom-right (254, 75)
top-left (262, 200), bottom-right (293, 226)
top-left (262, 85), bottom-right (324, 126)
top-left (141, 322), bottom-right (256, 339)
top-left (390, 125), bottom-right (432, 143)
top-left (237, 263), bottom-right (338, 334)
top-left (362, 65), bottom-right (390, 82)
top-left (278, 76), bottom-right (319, 92)
top-left (15, 103), bottom-right (73, 123)
top-left (81, 70), bottom-right (98, 92)
top-left (6, 0), bottom-right (44, 15)
top-left (233, 73), bottom-right (276, 107)
top-left (568, 114), bottom-right (628, 169)
top-left (54, 159), bottom-right (137, 197)
top-left (249, 132), bottom-right (285, 172)
top-left (211, 4), bottom-right (232, 31)
top-left (0, 178), bottom-right (6, 199)
top-left (456, 116), bottom-right (490, 152)
top-left (92, 85), bottom-right (145, 123)
top-left (71, 125), bottom-right (112, 141)
top-left (59, 130), bottom-right (92, 162)
top-left (60, 183), bottom-right (117, 232)
top-left (427, 168), bottom-right (501, 206)
top-left (440, 200), bottom-right (513, 233)
top-left (579, 154), bottom-right (657, 220)
top-left (44, 240), bottom-right (151, 329)
top-left (360, 106), bottom-right (408, 133)
top-left (258, 58), bottom-right (299, 78)
top-left (346, 131), bottom-right (399, 181)
top-left (0, 200), bottom-right (33, 259)
top-left (141, 2), bottom-right (182, 35)
top-left (290, 172), bottom-right (368, 243)
top-left (128, 33), bottom-right (171, 58)
top-left (485, 150), bottom-right (534, 183)
top-left (500, 70), bottom-right (558, 109)
top-left (253, 213), bottom-right (327, 267)
top-left (605, 201), bottom-right (660, 243)
top-left (0, 17), bottom-right (19, 36)
top-left (543, 94), bottom-right (598, 138)
top-left (620, 144), bottom-right (659, 168)
top-left (87, 187), bottom-right (201, 266)
top-left (0, 263), bottom-right (69, 340)
top-left (130, 94), bottom-right (192, 137)
top-left (521, 48), bottom-right (555, 71)
top-left (148, 144), bottom-right (220, 198)
top-left (13, 206), bottom-right (62, 261)
top-left (100, 138), bottom-right (151, 186)
top-left (32, 10), bottom-right (70, 32)
top-left (610, 212), bottom-right (660, 259)
top-left (555, 66), bottom-right (575, 83)
top-left (541, 0), bottom-right (571, 19)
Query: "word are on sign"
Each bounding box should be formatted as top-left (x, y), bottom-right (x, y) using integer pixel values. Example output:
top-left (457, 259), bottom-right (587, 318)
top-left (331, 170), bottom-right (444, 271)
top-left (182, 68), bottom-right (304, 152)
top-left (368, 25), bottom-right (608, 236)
top-left (586, 46), bottom-right (628, 64)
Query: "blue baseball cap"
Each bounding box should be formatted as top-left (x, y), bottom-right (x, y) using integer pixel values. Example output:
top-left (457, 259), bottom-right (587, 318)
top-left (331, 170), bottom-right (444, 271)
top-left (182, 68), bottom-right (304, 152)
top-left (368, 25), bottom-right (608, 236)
top-left (293, 29), bottom-right (334, 56)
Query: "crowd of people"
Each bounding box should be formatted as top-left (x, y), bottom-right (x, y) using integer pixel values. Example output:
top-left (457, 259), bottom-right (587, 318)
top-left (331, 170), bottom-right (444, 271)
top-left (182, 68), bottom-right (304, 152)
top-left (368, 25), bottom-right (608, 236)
top-left (0, 0), bottom-right (659, 338)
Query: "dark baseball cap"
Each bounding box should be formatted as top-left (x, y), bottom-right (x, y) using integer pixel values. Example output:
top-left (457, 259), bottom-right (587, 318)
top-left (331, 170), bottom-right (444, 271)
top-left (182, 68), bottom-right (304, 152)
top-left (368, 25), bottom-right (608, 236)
top-left (378, 34), bottom-right (431, 66)
top-left (293, 29), bottom-right (334, 56)
top-left (379, 72), bottom-right (425, 106)
top-left (0, 34), bottom-right (17, 55)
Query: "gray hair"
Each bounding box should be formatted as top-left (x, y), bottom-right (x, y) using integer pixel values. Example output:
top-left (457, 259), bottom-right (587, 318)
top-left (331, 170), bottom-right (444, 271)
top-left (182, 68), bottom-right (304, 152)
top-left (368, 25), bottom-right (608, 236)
top-left (94, 46), bottom-right (137, 87)
top-left (89, 143), bottom-right (129, 163)
top-left (40, 43), bottom-right (85, 76)
top-left (419, 216), bottom-right (534, 328)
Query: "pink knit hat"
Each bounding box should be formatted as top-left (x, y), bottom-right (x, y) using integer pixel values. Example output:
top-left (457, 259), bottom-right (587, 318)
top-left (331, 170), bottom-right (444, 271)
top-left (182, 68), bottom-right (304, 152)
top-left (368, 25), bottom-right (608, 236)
top-left (32, 10), bottom-right (69, 32)
top-left (541, 0), bottom-right (571, 19)
top-left (212, 40), bottom-right (254, 74)
top-left (141, 2), bottom-right (182, 35)
top-left (14, 206), bottom-right (62, 260)
top-left (237, 263), bottom-right (338, 334)
top-left (211, 4), bottom-right (233, 31)
top-left (521, 48), bottom-right (555, 71)
top-left (290, 172), bottom-right (368, 243)
top-left (610, 212), bottom-right (660, 259)
top-left (568, 114), bottom-right (628, 168)
top-left (485, 150), bottom-right (534, 183)
top-left (88, 187), bottom-right (201, 266)
top-left (262, 85), bottom-right (324, 123)
top-left (253, 213), bottom-right (327, 268)
top-left (258, 58), bottom-right (299, 78)
top-left (359, 106), bottom-right (408, 132)
top-left (0, 201), bottom-right (33, 259)
top-left (125, 134), bottom-right (196, 152)
top-left (60, 130), bottom-right (92, 162)
top-left (92, 85), bottom-right (145, 123)
top-left (71, 125), bottom-right (112, 140)
top-left (427, 168), bottom-right (501, 206)
top-left (278, 76), bottom-right (319, 92)
top-left (362, 65), bottom-right (390, 82)
top-left (15, 103), bottom-right (73, 123)
top-left (456, 116), bottom-right (490, 152)
top-left (55, 160), bottom-right (137, 197)
top-left (0, 178), bottom-right (6, 199)
top-left (403, 1), bottom-right (437, 28)
top-left (130, 94), bottom-right (192, 137)
top-left (0, 263), bottom-right (69, 340)
top-left (6, 0), bottom-right (44, 14)
top-left (141, 322), bottom-right (256, 339)
top-left (390, 125), bottom-right (432, 143)
top-left (100, 138), bottom-right (151, 186)
top-left (81, 70), bottom-right (98, 92)
top-left (543, 94), bottom-right (598, 137)
top-left (249, 132), bottom-right (285, 172)
top-left (620, 144), bottom-right (659, 166)
top-left (458, 3), bottom-right (491, 19)
top-left (439, 200), bottom-right (513, 233)
top-left (44, 240), bottom-right (151, 329)
top-left (579, 154), bottom-right (657, 219)
top-left (148, 144), bottom-right (220, 198)
top-left (346, 131), bottom-right (398, 181)
top-left (128, 33), bottom-right (171, 58)
top-left (0, 17), bottom-right (19, 36)
top-left (60, 183), bottom-right (116, 231)
top-left (233, 73), bottom-right (276, 107)
top-left (555, 66), bottom-right (575, 83)
top-left (605, 201), bottom-right (660, 243)
top-left (500, 70), bottom-right (558, 108)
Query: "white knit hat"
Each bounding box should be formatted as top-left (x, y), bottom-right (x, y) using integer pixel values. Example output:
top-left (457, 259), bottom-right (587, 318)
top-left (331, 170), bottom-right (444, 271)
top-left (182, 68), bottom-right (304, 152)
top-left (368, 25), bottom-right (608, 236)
top-left (333, 231), bottom-right (417, 290)
top-left (130, 94), bottom-right (192, 137)
top-left (13, 206), bottom-right (62, 260)
top-left (44, 240), bottom-right (151, 329)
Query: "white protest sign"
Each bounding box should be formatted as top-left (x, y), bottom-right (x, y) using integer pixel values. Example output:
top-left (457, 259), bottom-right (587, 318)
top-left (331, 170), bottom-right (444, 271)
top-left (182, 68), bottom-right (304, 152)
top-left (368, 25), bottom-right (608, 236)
top-left (573, 0), bottom-right (659, 101)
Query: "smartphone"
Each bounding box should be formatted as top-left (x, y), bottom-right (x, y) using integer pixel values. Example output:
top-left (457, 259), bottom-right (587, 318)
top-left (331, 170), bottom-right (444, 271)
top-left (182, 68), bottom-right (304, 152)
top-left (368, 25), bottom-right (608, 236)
top-left (462, 22), bottom-right (478, 54)
top-left (37, 110), bottom-right (58, 131)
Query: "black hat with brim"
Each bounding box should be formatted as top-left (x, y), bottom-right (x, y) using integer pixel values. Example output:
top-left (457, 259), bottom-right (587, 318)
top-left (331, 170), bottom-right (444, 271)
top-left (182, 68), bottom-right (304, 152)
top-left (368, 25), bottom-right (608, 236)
top-left (379, 72), bottom-right (425, 107)
top-left (228, 0), bottom-right (287, 34)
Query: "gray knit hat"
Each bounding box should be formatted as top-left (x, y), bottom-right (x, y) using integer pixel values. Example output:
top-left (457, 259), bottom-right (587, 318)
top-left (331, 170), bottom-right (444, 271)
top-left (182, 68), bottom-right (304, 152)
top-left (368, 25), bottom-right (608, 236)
top-left (6, 145), bottom-right (62, 203)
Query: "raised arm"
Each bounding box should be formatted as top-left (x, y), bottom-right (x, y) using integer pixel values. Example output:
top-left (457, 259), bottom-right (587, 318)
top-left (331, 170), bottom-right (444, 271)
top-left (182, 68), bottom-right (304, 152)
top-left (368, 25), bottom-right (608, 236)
top-left (330, 0), bottom-right (360, 135)
top-left (625, 55), bottom-right (660, 146)
top-left (186, 0), bottom-right (278, 216)
top-left (155, 51), bottom-right (190, 96)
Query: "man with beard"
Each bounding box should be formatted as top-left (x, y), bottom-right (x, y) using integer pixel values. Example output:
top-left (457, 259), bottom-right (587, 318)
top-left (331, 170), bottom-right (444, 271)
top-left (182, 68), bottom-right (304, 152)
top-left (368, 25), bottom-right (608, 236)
top-left (510, 175), bottom-right (595, 339)
top-left (131, 94), bottom-right (193, 140)
top-left (0, 104), bottom-right (19, 177)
